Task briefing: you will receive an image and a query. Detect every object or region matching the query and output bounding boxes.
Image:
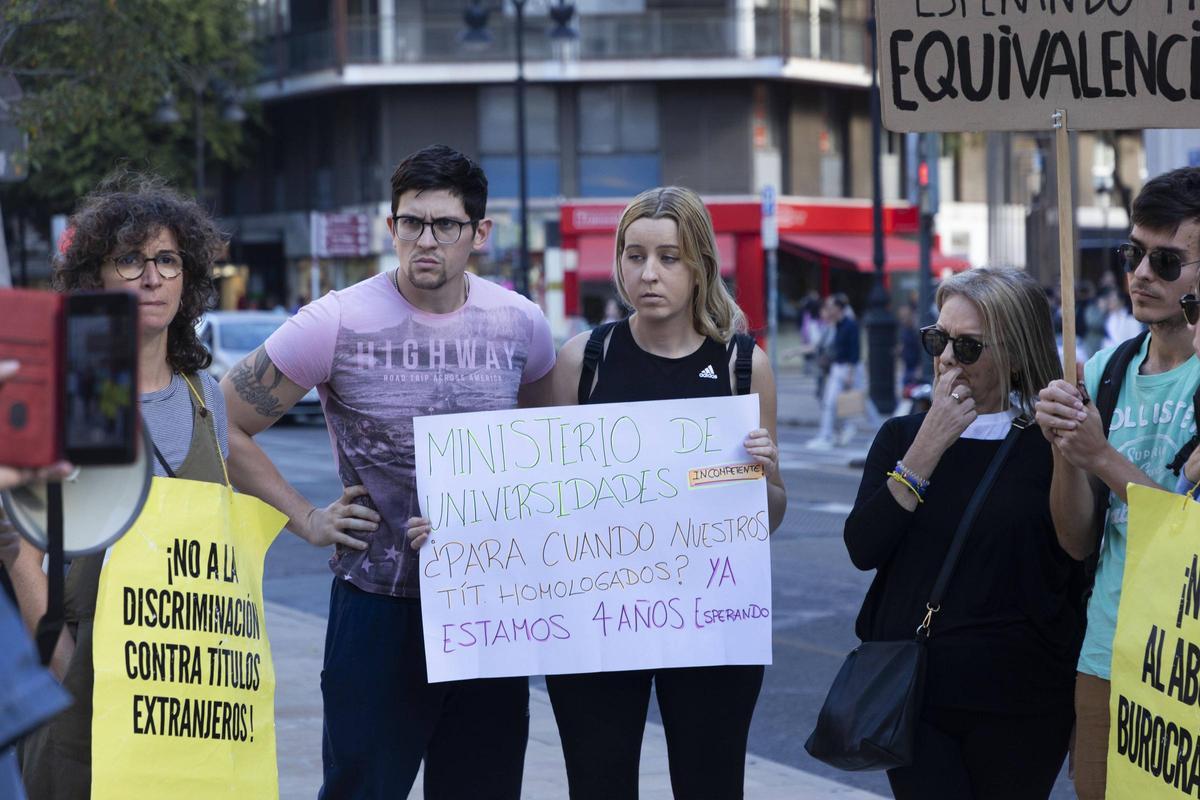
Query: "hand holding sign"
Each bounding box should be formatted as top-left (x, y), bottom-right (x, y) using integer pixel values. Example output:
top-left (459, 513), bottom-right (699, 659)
top-left (406, 515), bottom-right (432, 551)
top-left (742, 427), bottom-right (780, 480)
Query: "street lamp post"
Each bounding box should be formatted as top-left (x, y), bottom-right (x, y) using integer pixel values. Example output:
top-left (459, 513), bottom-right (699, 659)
top-left (464, 1), bottom-right (576, 299)
top-left (514, 0), bottom-right (530, 299)
top-left (863, 10), bottom-right (897, 415)
top-left (155, 73), bottom-right (246, 202)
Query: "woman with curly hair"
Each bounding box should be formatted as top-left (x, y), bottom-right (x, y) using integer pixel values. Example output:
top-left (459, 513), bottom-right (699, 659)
top-left (13, 174), bottom-right (249, 797)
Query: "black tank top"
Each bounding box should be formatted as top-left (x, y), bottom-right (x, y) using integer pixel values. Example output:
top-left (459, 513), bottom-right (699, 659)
top-left (588, 319), bottom-right (735, 404)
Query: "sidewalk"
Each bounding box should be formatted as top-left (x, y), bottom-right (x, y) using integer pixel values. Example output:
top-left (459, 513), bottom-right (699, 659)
top-left (267, 602), bottom-right (885, 800)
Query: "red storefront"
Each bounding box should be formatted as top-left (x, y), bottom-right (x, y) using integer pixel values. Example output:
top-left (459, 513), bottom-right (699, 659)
top-left (559, 197), bottom-right (970, 331)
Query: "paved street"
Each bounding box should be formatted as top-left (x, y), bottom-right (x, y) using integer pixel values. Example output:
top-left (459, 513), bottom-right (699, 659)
top-left (257, 372), bottom-right (1073, 799)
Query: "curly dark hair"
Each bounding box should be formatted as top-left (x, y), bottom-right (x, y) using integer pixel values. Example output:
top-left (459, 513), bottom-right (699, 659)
top-left (54, 172), bottom-right (221, 375)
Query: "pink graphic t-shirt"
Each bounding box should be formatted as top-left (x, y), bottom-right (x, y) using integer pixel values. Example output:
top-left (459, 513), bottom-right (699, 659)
top-left (266, 272), bottom-right (555, 598)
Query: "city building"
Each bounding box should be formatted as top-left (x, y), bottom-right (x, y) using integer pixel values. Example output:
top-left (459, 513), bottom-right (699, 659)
top-left (198, 1), bottom-right (1146, 333)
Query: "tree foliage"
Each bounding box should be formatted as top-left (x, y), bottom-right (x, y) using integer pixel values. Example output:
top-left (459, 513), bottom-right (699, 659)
top-left (0, 0), bottom-right (261, 216)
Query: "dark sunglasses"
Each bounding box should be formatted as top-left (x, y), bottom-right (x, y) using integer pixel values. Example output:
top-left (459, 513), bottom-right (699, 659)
top-left (1117, 243), bottom-right (1200, 283)
top-left (1182, 294), bottom-right (1200, 326)
top-left (920, 325), bottom-right (986, 365)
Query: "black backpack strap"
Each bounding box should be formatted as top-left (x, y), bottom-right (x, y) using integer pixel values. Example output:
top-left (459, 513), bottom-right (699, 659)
top-left (1167, 386), bottom-right (1200, 476)
top-left (1095, 330), bottom-right (1148, 436)
top-left (730, 333), bottom-right (754, 396)
top-left (577, 321), bottom-right (619, 405)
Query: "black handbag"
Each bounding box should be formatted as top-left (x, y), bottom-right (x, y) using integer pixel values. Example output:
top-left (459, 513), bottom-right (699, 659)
top-left (804, 420), bottom-right (1025, 771)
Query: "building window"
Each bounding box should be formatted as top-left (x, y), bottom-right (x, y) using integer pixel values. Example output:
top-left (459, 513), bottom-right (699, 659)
top-left (479, 85), bottom-right (560, 198)
top-left (578, 83), bottom-right (660, 197)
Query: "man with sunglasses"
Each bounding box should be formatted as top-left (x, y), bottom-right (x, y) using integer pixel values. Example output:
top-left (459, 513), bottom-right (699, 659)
top-left (1035, 166), bottom-right (1200, 800)
top-left (220, 145), bottom-right (555, 799)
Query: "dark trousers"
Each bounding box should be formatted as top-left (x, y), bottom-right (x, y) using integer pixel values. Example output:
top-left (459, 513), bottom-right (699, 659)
top-left (545, 665), bottom-right (764, 800)
top-left (887, 705), bottom-right (1073, 800)
top-left (319, 579), bottom-right (529, 800)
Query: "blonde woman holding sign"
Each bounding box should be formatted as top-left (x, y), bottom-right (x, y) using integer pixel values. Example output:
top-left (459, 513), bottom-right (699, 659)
top-left (542, 186), bottom-right (786, 800)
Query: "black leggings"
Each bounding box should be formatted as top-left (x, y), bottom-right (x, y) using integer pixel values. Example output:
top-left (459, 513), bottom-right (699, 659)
top-left (545, 665), bottom-right (764, 800)
top-left (887, 704), bottom-right (1073, 800)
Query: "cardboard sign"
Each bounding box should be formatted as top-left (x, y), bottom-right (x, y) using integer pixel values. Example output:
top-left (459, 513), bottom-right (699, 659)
top-left (91, 478), bottom-right (285, 799)
top-left (877, 1), bottom-right (1200, 132)
top-left (413, 395), bottom-right (773, 683)
top-left (1108, 484), bottom-right (1200, 797)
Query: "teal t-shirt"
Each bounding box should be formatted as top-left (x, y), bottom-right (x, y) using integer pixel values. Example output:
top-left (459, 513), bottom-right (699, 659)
top-left (1077, 335), bottom-right (1200, 679)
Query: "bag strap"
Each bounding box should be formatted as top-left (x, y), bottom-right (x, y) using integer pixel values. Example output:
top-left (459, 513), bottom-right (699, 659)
top-left (152, 442), bottom-right (177, 479)
top-left (918, 419), bottom-right (1025, 638)
top-left (577, 321), bottom-right (619, 405)
top-left (1167, 387), bottom-right (1200, 476)
top-left (1096, 330), bottom-right (1147, 439)
top-left (729, 333), bottom-right (754, 396)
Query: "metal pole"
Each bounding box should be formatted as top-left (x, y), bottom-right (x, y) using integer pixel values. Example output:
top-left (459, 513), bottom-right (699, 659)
top-left (767, 247), bottom-right (779, 373)
top-left (194, 80), bottom-right (205, 202)
top-left (918, 133), bottom-right (935, 382)
top-left (0, 200), bottom-right (11, 288)
top-left (863, 9), bottom-right (896, 415)
top-left (514, 0), bottom-right (530, 298)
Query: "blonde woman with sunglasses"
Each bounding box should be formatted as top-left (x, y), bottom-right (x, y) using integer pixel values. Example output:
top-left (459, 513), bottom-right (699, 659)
top-left (844, 267), bottom-right (1085, 799)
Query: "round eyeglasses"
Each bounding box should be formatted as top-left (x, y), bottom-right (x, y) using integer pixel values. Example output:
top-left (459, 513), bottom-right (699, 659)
top-left (920, 325), bottom-right (986, 365)
top-left (107, 250), bottom-right (185, 281)
top-left (392, 215), bottom-right (475, 245)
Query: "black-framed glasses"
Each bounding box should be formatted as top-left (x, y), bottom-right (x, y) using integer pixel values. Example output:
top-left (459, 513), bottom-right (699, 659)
top-left (920, 325), bottom-right (986, 365)
top-left (1182, 294), bottom-right (1200, 326)
top-left (107, 250), bottom-right (185, 281)
top-left (391, 215), bottom-right (475, 245)
top-left (1116, 243), bottom-right (1200, 283)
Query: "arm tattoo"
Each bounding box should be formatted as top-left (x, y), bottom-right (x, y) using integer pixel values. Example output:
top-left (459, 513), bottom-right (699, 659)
top-left (230, 346), bottom-right (286, 418)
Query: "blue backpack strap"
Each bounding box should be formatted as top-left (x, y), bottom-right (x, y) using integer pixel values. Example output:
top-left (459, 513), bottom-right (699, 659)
top-left (731, 333), bottom-right (754, 396)
top-left (577, 321), bottom-right (619, 405)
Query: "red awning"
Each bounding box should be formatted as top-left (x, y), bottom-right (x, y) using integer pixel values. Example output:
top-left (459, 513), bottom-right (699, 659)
top-left (574, 233), bottom-right (738, 281)
top-left (779, 233), bottom-right (970, 273)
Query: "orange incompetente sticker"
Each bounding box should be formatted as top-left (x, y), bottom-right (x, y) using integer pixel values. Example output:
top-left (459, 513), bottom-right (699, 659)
top-left (687, 462), bottom-right (765, 488)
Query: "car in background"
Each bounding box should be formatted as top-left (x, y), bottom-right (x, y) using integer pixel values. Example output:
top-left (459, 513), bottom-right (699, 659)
top-left (196, 311), bottom-right (323, 423)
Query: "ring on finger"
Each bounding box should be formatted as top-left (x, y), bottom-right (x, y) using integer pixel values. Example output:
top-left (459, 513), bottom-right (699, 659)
top-left (951, 391), bottom-right (962, 402)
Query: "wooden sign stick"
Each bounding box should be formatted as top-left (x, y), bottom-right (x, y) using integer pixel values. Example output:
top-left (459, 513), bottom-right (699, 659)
top-left (1054, 108), bottom-right (1077, 382)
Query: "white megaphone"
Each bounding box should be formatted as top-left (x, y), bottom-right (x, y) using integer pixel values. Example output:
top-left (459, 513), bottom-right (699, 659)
top-left (2, 419), bottom-right (153, 556)
top-left (2, 420), bottom-right (153, 663)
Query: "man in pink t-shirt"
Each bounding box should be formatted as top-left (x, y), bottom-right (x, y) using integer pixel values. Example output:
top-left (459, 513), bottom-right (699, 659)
top-left (221, 145), bottom-right (554, 799)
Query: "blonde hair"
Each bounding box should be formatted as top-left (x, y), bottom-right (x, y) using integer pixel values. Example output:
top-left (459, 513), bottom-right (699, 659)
top-left (935, 267), bottom-right (1060, 415)
top-left (613, 186), bottom-right (747, 342)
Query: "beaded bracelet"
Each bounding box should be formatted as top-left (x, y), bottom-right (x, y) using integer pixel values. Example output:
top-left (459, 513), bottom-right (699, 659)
top-left (893, 461), bottom-right (930, 495)
top-left (886, 471), bottom-right (925, 504)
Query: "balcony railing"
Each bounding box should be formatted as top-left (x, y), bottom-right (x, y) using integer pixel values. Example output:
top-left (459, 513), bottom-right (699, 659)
top-left (255, 10), bottom-right (868, 82)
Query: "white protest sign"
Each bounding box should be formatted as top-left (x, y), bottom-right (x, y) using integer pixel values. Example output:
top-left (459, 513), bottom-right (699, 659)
top-left (413, 395), bottom-right (772, 683)
top-left (877, 1), bottom-right (1200, 132)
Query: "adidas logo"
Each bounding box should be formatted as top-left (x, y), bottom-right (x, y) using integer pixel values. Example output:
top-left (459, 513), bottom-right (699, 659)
top-left (698, 365), bottom-right (718, 380)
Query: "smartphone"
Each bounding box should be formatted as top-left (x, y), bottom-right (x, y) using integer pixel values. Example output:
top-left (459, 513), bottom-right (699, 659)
top-left (61, 292), bottom-right (139, 465)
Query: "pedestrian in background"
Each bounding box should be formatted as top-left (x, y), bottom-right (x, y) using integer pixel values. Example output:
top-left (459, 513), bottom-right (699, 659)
top-left (845, 267), bottom-right (1085, 799)
top-left (807, 293), bottom-right (861, 449)
top-left (896, 303), bottom-right (922, 387)
top-left (224, 144), bottom-right (555, 800)
top-left (543, 185), bottom-right (787, 800)
top-left (1102, 286), bottom-right (1144, 348)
